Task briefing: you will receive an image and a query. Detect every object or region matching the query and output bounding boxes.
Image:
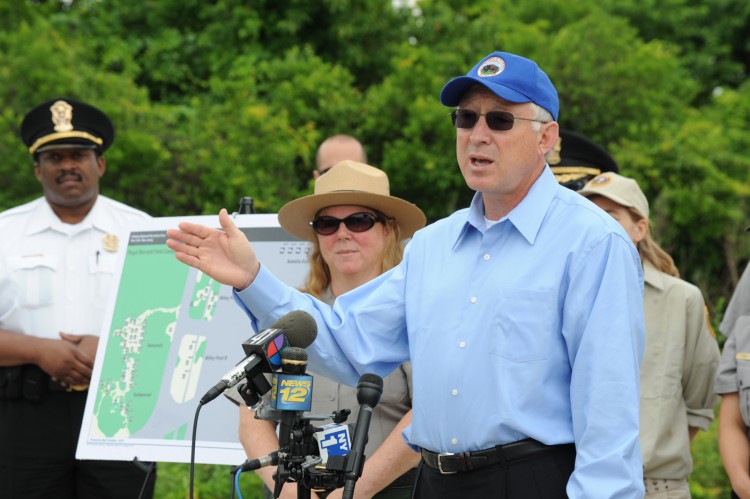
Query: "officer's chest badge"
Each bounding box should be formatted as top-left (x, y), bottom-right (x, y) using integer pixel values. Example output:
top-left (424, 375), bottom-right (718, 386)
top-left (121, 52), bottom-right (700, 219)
top-left (102, 233), bottom-right (119, 252)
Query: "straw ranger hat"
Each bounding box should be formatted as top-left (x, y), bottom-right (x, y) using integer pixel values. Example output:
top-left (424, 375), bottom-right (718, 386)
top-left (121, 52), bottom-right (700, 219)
top-left (278, 160), bottom-right (426, 241)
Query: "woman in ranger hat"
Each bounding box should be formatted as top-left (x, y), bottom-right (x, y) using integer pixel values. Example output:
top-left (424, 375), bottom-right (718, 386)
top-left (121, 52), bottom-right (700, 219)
top-left (238, 160), bottom-right (426, 499)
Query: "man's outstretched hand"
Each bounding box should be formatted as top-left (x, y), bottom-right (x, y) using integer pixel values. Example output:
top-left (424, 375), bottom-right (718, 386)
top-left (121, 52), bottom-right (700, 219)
top-left (166, 208), bottom-right (260, 290)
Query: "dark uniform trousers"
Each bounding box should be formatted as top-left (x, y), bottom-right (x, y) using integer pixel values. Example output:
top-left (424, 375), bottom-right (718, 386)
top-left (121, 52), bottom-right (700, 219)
top-left (0, 367), bottom-right (156, 499)
top-left (412, 441), bottom-right (576, 499)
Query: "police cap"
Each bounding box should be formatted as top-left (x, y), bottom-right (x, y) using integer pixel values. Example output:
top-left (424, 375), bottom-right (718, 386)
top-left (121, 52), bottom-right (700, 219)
top-left (548, 130), bottom-right (618, 191)
top-left (20, 98), bottom-right (114, 155)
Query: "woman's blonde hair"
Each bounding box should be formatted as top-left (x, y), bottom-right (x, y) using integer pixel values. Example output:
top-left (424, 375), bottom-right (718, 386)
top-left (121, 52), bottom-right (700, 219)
top-left (302, 214), bottom-right (403, 299)
top-left (626, 207), bottom-right (680, 278)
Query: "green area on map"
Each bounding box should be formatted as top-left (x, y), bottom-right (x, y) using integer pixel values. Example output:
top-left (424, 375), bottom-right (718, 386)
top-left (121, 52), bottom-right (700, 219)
top-left (92, 244), bottom-right (187, 438)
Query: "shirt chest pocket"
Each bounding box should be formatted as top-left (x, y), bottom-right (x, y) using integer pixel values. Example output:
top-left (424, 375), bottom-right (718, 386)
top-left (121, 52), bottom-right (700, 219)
top-left (7, 254), bottom-right (58, 309)
top-left (489, 288), bottom-right (556, 362)
top-left (88, 250), bottom-right (118, 310)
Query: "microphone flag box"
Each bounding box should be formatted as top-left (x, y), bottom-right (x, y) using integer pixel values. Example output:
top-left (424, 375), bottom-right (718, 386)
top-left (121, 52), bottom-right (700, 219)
top-left (314, 423), bottom-right (351, 464)
top-left (270, 373), bottom-right (313, 411)
top-left (242, 327), bottom-right (288, 370)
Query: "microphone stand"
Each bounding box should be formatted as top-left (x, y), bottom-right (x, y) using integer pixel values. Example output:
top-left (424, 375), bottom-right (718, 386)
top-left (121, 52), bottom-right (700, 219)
top-left (256, 349), bottom-right (383, 499)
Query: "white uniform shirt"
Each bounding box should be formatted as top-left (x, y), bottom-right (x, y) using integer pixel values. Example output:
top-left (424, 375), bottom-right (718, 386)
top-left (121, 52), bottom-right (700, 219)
top-left (0, 196), bottom-right (150, 339)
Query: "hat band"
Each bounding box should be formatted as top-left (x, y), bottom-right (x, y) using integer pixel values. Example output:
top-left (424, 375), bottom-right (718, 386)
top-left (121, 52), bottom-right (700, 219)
top-left (29, 131), bottom-right (104, 154)
top-left (551, 166), bottom-right (603, 184)
top-left (550, 166), bottom-right (602, 176)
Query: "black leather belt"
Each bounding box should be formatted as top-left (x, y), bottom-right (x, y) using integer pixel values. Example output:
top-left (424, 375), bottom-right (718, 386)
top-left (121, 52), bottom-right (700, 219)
top-left (421, 439), bottom-right (574, 475)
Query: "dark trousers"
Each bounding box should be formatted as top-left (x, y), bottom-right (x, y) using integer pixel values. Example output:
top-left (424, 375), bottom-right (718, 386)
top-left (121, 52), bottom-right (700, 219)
top-left (0, 389), bottom-right (155, 499)
top-left (412, 445), bottom-right (575, 499)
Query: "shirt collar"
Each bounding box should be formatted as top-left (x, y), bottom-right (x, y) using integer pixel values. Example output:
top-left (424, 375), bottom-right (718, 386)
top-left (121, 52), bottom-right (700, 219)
top-left (24, 195), bottom-right (114, 236)
top-left (455, 166), bottom-right (559, 247)
top-left (643, 261), bottom-right (665, 291)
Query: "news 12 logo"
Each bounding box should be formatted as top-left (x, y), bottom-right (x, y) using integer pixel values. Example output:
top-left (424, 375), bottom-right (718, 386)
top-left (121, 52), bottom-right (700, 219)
top-left (270, 373), bottom-right (313, 411)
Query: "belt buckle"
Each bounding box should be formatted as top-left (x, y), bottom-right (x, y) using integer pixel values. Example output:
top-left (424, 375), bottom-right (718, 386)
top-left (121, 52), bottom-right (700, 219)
top-left (437, 452), bottom-right (458, 475)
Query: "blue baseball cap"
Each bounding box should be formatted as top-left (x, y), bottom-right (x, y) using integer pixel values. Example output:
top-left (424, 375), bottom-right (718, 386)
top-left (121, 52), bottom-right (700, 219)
top-left (440, 52), bottom-right (559, 121)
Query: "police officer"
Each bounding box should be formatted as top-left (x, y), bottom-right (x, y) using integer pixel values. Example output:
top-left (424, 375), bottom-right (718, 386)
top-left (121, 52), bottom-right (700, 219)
top-left (0, 98), bottom-right (154, 498)
top-left (548, 129), bottom-right (619, 191)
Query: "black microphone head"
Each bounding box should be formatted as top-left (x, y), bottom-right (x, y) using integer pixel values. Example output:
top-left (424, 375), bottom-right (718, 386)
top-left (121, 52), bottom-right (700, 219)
top-left (356, 373), bottom-right (383, 407)
top-left (271, 310), bottom-right (317, 348)
top-left (281, 347), bottom-right (308, 362)
top-left (281, 346), bottom-right (308, 374)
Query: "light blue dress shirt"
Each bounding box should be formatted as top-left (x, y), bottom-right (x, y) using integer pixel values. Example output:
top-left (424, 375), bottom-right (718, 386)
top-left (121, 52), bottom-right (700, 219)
top-left (235, 167), bottom-right (646, 498)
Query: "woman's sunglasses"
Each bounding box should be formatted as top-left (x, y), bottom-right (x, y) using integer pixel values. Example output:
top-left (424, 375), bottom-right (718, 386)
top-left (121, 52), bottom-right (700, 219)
top-left (310, 212), bottom-right (388, 236)
top-left (450, 109), bottom-right (546, 131)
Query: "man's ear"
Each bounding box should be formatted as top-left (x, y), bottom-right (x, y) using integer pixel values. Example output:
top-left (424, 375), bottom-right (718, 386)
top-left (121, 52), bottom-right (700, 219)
top-left (97, 155), bottom-right (106, 177)
top-left (33, 163), bottom-right (42, 182)
top-left (539, 121), bottom-right (560, 157)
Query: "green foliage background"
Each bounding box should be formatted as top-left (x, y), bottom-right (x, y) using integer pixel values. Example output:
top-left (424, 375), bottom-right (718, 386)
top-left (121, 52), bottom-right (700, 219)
top-left (3, 0), bottom-right (750, 496)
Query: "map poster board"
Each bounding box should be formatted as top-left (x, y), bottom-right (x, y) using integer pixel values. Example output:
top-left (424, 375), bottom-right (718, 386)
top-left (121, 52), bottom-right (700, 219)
top-left (76, 214), bottom-right (310, 465)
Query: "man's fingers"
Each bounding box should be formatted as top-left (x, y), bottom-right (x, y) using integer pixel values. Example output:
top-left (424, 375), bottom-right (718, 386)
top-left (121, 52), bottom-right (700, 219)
top-left (59, 332), bottom-right (82, 344)
top-left (219, 208), bottom-right (243, 237)
top-left (176, 220), bottom-right (214, 239)
top-left (72, 349), bottom-right (94, 370)
top-left (166, 228), bottom-right (205, 249)
top-left (173, 251), bottom-right (202, 270)
top-left (63, 369), bottom-right (91, 388)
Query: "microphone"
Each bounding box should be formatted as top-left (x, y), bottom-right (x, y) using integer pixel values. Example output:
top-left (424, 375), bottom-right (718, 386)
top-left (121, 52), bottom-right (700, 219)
top-left (342, 374), bottom-right (383, 499)
top-left (270, 347), bottom-right (314, 412)
top-left (199, 310), bottom-right (317, 405)
top-left (273, 347), bottom-right (316, 499)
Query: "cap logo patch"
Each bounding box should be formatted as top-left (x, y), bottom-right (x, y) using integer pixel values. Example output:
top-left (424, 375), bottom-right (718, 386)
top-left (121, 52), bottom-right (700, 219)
top-left (50, 100), bottom-right (74, 133)
top-left (590, 173), bottom-right (613, 187)
top-left (477, 56), bottom-right (505, 77)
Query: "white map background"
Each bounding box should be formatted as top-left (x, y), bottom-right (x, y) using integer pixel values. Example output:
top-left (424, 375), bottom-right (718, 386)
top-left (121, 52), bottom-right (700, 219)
top-left (77, 214), bottom-right (309, 465)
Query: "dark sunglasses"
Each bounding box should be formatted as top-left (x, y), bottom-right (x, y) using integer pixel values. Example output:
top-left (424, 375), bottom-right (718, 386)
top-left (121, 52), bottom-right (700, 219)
top-left (310, 212), bottom-right (388, 236)
top-left (450, 108), bottom-right (546, 131)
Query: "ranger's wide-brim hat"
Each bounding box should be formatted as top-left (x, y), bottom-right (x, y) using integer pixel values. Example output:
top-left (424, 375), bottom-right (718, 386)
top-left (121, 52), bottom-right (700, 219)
top-left (278, 160), bottom-right (426, 241)
top-left (20, 98), bottom-right (114, 155)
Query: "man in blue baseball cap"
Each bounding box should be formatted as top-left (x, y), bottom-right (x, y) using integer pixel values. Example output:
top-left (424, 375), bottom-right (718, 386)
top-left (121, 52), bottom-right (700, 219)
top-left (167, 51), bottom-right (646, 498)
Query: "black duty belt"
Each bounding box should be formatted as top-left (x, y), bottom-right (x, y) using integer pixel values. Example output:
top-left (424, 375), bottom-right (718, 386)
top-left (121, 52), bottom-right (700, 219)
top-left (421, 439), bottom-right (574, 475)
